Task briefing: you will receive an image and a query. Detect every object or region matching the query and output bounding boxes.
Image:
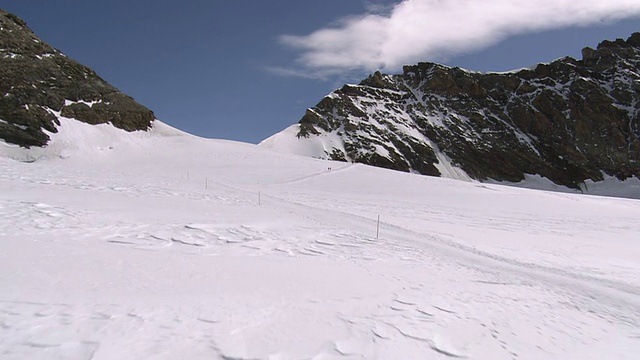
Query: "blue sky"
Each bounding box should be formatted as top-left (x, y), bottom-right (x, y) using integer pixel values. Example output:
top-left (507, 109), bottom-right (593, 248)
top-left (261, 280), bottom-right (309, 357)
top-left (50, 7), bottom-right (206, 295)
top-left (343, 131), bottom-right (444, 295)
top-left (2, 1), bottom-right (639, 143)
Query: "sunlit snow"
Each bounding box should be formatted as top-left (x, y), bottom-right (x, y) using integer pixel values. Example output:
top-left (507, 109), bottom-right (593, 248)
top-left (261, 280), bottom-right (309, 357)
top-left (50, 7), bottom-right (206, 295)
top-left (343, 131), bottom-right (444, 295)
top-left (1, 119), bottom-right (639, 359)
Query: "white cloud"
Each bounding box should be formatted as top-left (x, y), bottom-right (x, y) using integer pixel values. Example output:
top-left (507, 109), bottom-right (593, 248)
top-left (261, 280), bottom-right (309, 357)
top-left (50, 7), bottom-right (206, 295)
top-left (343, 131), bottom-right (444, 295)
top-left (279, 0), bottom-right (640, 77)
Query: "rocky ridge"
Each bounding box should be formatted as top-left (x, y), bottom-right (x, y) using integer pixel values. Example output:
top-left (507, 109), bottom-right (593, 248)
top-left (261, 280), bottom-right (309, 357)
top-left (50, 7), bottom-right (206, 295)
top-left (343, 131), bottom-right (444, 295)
top-left (0, 9), bottom-right (155, 148)
top-left (284, 33), bottom-right (640, 189)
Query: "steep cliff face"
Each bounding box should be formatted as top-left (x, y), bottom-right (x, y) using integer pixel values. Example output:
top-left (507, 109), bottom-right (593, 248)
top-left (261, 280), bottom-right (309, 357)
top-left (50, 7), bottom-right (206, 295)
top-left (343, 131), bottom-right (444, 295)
top-left (268, 33), bottom-right (640, 190)
top-left (0, 10), bottom-right (155, 148)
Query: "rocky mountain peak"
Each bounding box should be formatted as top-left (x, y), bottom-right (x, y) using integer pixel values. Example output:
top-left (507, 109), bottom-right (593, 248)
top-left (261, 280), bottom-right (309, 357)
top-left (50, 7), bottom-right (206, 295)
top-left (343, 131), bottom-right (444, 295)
top-left (581, 33), bottom-right (640, 69)
top-left (0, 9), bottom-right (155, 148)
top-left (270, 32), bottom-right (640, 190)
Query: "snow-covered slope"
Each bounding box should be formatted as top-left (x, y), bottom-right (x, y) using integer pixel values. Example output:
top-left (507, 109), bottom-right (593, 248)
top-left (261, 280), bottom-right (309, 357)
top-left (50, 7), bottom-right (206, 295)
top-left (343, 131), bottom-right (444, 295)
top-left (2, 119), bottom-right (640, 359)
top-left (260, 124), bottom-right (347, 160)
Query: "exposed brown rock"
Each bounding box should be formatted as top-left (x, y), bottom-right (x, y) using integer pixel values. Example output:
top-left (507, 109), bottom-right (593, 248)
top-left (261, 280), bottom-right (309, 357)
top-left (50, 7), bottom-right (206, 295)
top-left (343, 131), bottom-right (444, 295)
top-left (295, 33), bottom-right (640, 189)
top-left (0, 9), bottom-right (155, 148)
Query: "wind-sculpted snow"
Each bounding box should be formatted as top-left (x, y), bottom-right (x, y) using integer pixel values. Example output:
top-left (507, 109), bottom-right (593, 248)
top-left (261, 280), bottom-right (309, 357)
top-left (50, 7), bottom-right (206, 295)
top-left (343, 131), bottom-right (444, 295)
top-left (1, 120), bottom-right (640, 359)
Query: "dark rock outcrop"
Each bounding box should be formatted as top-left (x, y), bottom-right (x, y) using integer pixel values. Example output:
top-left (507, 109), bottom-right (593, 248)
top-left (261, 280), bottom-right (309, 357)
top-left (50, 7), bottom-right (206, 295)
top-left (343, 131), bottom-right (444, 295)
top-left (293, 33), bottom-right (640, 189)
top-left (0, 9), bottom-right (155, 148)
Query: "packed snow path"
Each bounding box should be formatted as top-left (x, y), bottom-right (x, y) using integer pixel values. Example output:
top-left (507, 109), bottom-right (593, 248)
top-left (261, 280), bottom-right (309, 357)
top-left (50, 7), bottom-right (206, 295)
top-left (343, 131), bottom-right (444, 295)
top-left (1, 121), bottom-right (640, 359)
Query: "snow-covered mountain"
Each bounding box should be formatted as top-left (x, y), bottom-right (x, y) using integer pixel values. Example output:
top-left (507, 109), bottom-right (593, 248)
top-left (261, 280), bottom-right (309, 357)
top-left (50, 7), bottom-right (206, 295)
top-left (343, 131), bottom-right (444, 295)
top-left (2, 116), bottom-right (640, 359)
top-left (1, 8), bottom-right (639, 358)
top-left (0, 10), bottom-right (155, 148)
top-left (262, 33), bottom-right (640, 193)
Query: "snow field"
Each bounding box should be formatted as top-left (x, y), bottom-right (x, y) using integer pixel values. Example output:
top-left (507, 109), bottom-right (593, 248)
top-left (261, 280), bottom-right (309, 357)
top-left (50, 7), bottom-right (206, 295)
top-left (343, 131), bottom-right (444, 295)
top-left (1, 119), bottom-right (640, 359)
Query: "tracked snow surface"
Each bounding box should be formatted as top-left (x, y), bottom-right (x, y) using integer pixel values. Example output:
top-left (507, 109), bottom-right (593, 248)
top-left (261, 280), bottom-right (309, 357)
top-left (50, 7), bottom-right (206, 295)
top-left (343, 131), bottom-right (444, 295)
top-left (1, 119), bottom-right (640, 359)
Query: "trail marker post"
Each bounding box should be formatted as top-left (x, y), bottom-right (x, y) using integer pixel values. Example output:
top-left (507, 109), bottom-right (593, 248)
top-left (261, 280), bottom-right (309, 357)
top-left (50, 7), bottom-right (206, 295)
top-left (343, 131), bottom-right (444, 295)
top-left (376, 215), bottom-right (380, 239)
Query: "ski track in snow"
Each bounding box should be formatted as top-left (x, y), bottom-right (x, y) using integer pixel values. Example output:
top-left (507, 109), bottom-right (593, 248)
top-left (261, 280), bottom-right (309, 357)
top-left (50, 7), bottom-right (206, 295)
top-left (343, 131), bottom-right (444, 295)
top-left (1, 129), bottom-right (640, 359)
